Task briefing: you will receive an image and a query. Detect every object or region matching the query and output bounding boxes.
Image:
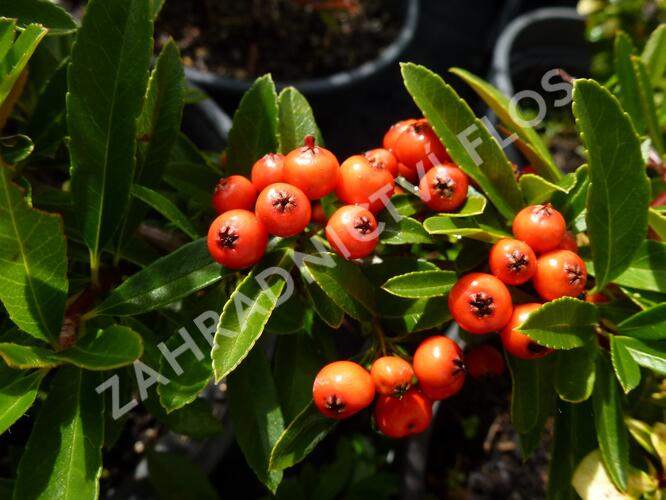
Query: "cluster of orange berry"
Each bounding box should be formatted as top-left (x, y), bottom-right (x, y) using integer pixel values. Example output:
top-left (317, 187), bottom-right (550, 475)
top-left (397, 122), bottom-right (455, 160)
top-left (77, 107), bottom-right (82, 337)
top-left (313, 335), bottom-right (468, 438)
top-left (207, 118), bottom-right (471, 268)
top-left (449, 204), bottom-right (587, 359)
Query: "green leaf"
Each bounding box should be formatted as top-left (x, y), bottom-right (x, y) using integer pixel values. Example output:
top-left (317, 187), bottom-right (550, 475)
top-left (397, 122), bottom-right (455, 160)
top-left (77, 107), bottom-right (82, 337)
top-left (518, 357), bottom-right (555, 459)
top-left (401, 63), bottom-right (523, 220)
top-left (0, 342), bottom-right (60, 368)
top-left (618, 303), bottom-right (666, 340)
top-left (610, 240), bottom-right (666, 293)
top-left (505, 355), bottom-right (541, 433)
top-left (593, 355), bottom-right (629, 492)
top-left (163, 133), bottom-right (220, 205)
top-left (0, 325), bottom-right (142, 370)
top-left (228, 347), bottom-right (284, 493)
top-left (613, 336), bottom-right (666, 376)
top-left (555, 342), bottom-right (597, 402)
top-left (421, 192), bottom-right (487, 219)
top-left (131, 185), bottom-right (200, 240)
top-left (57, 325), bottom-right (143, 370)
top-left (380, 296), bottom-right (451, 333)
top-left (423, 215), bottom-right (510, 242)
top-left (641, 24), bottom-right (666, 86)
top-left (614, 32), bottom-right (644, 133)
top-left (450, 67), bottom-right (560, 181)
top-left (519, 173), bottom-right (576, 206)
top-left (115, 40), bottom-right (186, 251)
top-left (552, 164), bottom-right (589, 223)
top-left (146, 450), bottom-right (219, 500)
top-left (0, 23), bottom-right (47, 105)
top-left (146, 396), bottom-right (223, 439)
top-left (0, 134), bottom-right (33, 164)
top-left (26, 59), bottom-right (68, 156)
top-left (648, 207), bottom-right (666, 241)
top-left (278, 86), bottom-right (323, 153)
top-left (226, 75), bottom-right (279, 176)
top-left (0, 368), bottom-right (47, 434)
top-left (67, 0), bottom-right (153, 260)
top-left (158, 287), bottom-right (227, 412)
top-left (91, 239), bottom-right (225, 317)
top-left (0, 479), bottom-right (12, 498)
top-left (300, 267), bottom-right (344, 328)
top-left (0, 167), bottom-right (67, 344)
top-left (269, 402), bottom-right (337, 472)
top-left (14, 366), bottom-right (104, 500)
top-left (610, 335), bottom-right (641, 393)
top-left (572, 79), bottom-right (650, 291)
top-left (548, 401), bottom-right (598, 500)
top-left (518, 298), bottom-right (599, 350)
top-left (381, 270), bottom-right (457, 298)
top-left (274, 333), bottom-right (323, 423)
top-left (378, 214), bottom-right (431, 245)
top-left (630, 55), bottom-right (664, 155)
top-left (303, 253), bottom-right (375, 321)
top-left (1, 0), bottom-right (77, 35)
top-left (212, 251), bottom-right (292, 382)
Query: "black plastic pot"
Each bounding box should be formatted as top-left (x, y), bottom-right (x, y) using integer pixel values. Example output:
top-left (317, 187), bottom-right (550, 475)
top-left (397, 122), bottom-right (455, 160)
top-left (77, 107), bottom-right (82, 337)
top-left (489, 7), bottom-right (590, 98)
top-left (184, 0), bottom-right (419, 99)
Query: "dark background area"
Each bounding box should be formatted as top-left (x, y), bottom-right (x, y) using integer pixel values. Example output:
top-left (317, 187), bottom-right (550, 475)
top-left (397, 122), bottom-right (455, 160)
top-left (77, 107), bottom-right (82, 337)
top-left (206, 0), bottom-right (578, 158)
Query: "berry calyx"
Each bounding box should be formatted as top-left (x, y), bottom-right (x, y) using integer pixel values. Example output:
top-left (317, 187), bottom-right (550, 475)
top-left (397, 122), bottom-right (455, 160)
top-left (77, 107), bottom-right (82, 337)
top-left (374, 388), bottom-right (433, 438)
top-left (448, 273), bottom-right (513, 334)
top-left (364, 148), bottom-right (399, 178)
top-left (255, 182), bottom-right (311, 237)
top-left (312, 361), bottom-right (375, 420)
top-left (532, 249), bottom-right (588, 301)
top-left (413, 336), bottom-right (466, 401)
top-left (419, 164), bottom-right (469, 212)
top-left (335, 155), bottom-right (395, 213)
top-left (211, 175), bottom-right (257, 214)
top-left (489, 238), bottom-right (538, 285)
top-left (207, 209), bottom-right (268, 269)
top-left (251, 153), bottom-right (285, 192)
top-left (284, 135), bottom-right (340, 200)
top-left (325, 205), bottom-right (379, 260)
top-left (370, 356), bottom-right (414, 397)
top-left (512, 203), bottom-right (566, 254)
top-left (500, 303), bottom-right (552, 359)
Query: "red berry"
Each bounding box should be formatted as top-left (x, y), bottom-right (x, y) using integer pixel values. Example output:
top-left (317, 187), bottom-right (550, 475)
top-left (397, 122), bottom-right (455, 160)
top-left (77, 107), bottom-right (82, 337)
top-left (557, 231), bottom-right (578, 253)
top-left (251, 153), bottom-right (285, 192)
top-left (383, 118), bottom-right (417, 152)
top-left (312, 361), bottom-right (375, 419)
top-left (325, 205), bottom-right (379, 260)
top-left (393, 119), bottom-right (449, 173)
top-left (398, 161), bottom-right (418, 183)
top-left (284, 135), bottom-right (339, 200)
top-left (335, 155), bottom-right (395, 213)
top-left (212, 175), bottom-right (257, 214)
top-left (255, 182), bottom-right (311, 237)
top-left (374, 388), bottom-right (433, 438)
top-left (448, 273), bottom-right (513, 334)
top-left (364, 148), bottom-right (399, 178)
top-left (586, 293), bottom-right (609, 304)
top-left (489, 238), bottom-right (537, 286)
top-left (512, 204), bottom-right (566, 254)
top-left (413, 336), bottom-right (465, 401)
top-left (419, 164), bottom-right (469, 212)
top-left (532, 250), bottom-right (587, 301)
top-left (311, 202), bottom-right (327, 223)
top-left (465, 345), bottom-right (505, 378)
top-left (500, 303), bottom-right (552, 359)
top-left (207, 209), bottom-right (267, 269)
top-left (370, 356), bottom-right (414, 397)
